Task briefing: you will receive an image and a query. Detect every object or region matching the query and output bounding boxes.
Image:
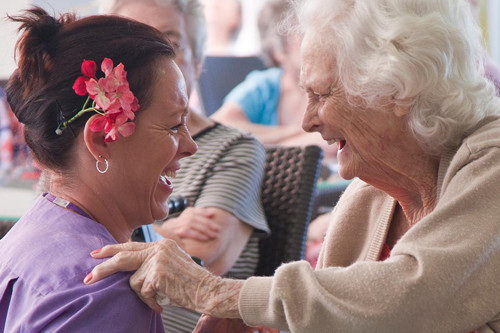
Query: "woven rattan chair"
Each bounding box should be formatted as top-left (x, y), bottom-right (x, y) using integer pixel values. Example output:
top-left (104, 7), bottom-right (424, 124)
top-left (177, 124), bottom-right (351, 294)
top-left (255, 145), bottom-right (323, 276)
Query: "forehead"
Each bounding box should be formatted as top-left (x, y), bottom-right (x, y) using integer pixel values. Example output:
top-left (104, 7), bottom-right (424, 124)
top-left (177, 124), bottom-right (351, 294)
top-left (146, 59), bottom-right (188, 117)
top-left (300, 35), bottom-right (337, 89)
top-left (117, 2), bottom-right (186, 37)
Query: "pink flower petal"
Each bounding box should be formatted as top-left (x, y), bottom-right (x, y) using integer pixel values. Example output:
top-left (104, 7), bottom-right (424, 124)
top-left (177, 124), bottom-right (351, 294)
top-left (130, 97), bottom-right (140, 112)
top-left (89, 115), bottom-right (107, 132)
top-left (81, 60), bottom-right (97, 78)
top-left (73, 76), bottom-right (89, 96)
top-left (101, 58), bottom-right (114, 76)
top-left (104, 128), bottom-right (119, 142)
top-left (113, 63), bottom-right (127, 82)
top-left (118, 122), bottom-right (135, 137)
top-left (122, 108), bottom-right (135, 120)
top-left (115, 112), bottom-right (128, 125)
top-left (85, 78), bottom-right (101, 97)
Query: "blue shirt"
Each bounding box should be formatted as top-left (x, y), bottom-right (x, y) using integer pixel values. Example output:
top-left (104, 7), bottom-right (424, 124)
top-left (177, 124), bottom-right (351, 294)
top-left (223, 67), bottom-right (283, 126)
top-left (0, 195), bottom-right (164, 332)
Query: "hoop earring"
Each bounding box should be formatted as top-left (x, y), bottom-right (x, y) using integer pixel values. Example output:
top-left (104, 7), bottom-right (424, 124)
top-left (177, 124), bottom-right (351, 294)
top-left (96, 155), bottom-right (109, 174)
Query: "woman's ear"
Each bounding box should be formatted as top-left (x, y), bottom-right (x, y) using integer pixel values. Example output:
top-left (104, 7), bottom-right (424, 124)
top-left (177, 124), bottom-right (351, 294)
top-left (392, 97), bottom-right (412, 118)
top-left (394, 104), bottom-right (409, 118)
top-left (83, 114), bottom-right (110, 161)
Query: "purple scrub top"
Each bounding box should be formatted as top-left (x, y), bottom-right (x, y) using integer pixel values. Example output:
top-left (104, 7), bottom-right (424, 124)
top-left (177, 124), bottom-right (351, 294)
top-left (0, 195), bottom-right (164, 332)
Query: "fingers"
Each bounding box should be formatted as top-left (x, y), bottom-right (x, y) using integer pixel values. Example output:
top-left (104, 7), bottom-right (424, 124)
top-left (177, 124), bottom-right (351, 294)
top-left (177, 225), bottom-right (218, 241)
top-left (85, 248), bottom-right (148, 285)
top-left (129, 262), bottom-right (165, 314)
top-left (90, 241), bottom-right (152, 259)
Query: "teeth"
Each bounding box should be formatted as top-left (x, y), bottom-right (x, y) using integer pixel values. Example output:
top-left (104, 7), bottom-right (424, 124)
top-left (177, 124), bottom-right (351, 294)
top-left (160, 170), bottom-right (176, 183)
top-left (327, 139), bottom-right (341, 145)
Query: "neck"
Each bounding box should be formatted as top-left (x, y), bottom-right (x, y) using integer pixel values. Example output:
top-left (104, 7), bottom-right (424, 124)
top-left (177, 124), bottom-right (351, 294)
top-left (362, 150), bottom-right (439, 225)
top-left (48, 172), bottom-right (133, 243)
top-left (206, 32), bottom-right (232, 55)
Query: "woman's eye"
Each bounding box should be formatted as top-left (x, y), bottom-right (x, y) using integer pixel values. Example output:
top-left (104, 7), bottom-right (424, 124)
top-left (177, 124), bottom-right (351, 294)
top-left (170, 125), bottom-right (181, 134)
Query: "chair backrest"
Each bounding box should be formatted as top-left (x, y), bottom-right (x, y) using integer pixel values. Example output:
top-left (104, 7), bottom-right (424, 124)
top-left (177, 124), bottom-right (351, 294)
top-left (0, 220), bottom-right (16, 240)
top-left (255, 145), bottom-right (323, 276)
top-left (196, 55), bottom-right (266, 116)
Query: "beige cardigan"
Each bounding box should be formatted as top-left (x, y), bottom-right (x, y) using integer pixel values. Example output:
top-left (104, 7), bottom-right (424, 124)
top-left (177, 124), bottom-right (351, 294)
top-left (239, 117), bottom-right (500, 333)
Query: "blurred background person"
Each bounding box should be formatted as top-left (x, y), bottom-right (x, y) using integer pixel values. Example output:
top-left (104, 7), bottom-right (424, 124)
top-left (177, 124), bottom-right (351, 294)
top-left (468, 0), bottom-right (500, 94)
top-left (0, 87), bottom-right (14, 183)
top-left (200, 0), bottom-right (242, 56)
top-left (211, 0), bottom-right (337, 159)
top-left (100, 1), bottom-right (270, 332)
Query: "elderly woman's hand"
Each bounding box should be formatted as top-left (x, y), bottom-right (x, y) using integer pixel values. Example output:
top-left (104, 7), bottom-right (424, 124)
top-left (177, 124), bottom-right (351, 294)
top-left (84, 239), bottom-right (244, 317)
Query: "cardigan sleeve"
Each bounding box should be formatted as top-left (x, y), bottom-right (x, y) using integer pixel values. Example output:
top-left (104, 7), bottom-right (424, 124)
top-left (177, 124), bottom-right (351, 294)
top-left (239, 143), bottom-right (500, 332)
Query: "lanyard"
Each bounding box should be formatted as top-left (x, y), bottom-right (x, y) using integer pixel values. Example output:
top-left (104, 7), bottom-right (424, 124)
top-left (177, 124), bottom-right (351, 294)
top-left (44, 192), bottom-right (92, 220)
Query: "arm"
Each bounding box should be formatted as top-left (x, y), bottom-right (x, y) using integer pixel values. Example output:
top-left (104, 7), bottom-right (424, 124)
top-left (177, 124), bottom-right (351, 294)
top-left (157, 133), bottom-right (267, 276)
top-left (213, 102), bottom-right (338, 157)
top-left (238, 146), bottom-right (500, 332)
top-left (156, 206), bottom-right (253, 275)
top-left (87, 239), bottom-right (244, 318)
top-left (212, 102), bottom-right (302, 144)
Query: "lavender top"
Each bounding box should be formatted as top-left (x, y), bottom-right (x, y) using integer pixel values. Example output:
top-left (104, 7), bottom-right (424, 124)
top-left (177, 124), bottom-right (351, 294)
top-left (0, 195), bottom-right (164, 332)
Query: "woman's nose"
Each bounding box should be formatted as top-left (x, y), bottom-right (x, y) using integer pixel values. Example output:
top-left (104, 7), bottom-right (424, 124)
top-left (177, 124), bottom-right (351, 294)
top-left (302, 107), bottom-right (319, 133)
top-left (179, 132), bottom-right (198, 158)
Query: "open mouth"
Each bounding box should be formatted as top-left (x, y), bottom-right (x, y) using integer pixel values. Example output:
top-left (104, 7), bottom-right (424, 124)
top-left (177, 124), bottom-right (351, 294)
top-left (160, 170), bottom-right (177, 186)
top-left (327, 139), bottom-right (346, 150)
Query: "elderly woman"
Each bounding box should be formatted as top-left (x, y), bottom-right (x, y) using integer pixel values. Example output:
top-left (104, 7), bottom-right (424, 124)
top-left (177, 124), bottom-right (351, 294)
top-left (88, 0), bottom-right (500, 331)
top-left (0, 7), bottom-right (197, 332)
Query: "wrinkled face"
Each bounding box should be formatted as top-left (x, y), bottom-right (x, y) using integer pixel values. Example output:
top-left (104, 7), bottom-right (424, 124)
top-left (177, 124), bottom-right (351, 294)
top-left (116, 2), bottom-right (199, 97)
top-left (300, 35), bottom-right (407, 181)
top-left (110, 59), bottom-right (197, 224)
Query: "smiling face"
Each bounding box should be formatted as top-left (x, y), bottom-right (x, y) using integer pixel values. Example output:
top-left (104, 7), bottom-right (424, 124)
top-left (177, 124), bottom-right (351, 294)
top-left (116, 2), bottom-right (199, 97)
top-left (109, 58), bottom-right (197, 225)
top-left (300, 35), bottom-right (410, 182)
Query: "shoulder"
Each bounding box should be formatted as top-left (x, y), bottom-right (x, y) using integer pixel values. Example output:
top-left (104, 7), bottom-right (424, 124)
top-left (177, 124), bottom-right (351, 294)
top-left (199, 123), bottom-right (265, 157)
top-left (462, 116), bottom-right (500, 154)
top-left (245, 67), bottom-right (283, 81)
top-left (235, 68), bottom-right (283, 91)
top-left (0, 198), bottom-right (117, 295)
top-left (0, 200), bottom-right (162, 331)
top-left (446, 116), bottom-right (500, 172)
top-left (335, 178), bottom-right (392, 217)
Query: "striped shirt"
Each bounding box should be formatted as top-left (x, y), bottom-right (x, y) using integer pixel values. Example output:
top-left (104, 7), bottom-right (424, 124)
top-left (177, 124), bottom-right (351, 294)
top-left (161, 123), bottom-right (269, 333)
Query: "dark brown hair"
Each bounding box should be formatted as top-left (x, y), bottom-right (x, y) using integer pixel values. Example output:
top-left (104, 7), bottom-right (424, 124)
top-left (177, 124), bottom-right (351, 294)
top-left (6, 7), bottom-right (175, 170)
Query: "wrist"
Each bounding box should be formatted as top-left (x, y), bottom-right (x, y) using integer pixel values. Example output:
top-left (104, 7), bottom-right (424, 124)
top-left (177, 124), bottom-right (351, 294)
top-left (196, 276), bottom-right (244, 318)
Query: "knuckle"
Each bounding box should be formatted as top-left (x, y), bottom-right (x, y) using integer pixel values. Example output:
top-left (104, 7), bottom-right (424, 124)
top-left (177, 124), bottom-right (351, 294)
top-left (112, 251), bottom-right (128, 265)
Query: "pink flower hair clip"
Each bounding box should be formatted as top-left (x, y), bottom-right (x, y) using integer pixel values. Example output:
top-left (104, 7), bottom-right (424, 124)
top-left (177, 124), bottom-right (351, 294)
top-left (55, 58), bottom-right (140, 142)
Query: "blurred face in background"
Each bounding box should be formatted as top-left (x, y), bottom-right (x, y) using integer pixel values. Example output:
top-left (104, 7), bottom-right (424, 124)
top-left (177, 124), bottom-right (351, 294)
top-left (201, 0), bottom-right (241, 37)
top-left (116, 2), bottom-right (199, 98)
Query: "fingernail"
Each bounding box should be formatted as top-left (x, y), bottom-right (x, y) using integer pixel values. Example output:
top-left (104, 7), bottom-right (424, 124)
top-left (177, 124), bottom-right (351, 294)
top-left (84, 272), bottom-right (93, 284)
top-left (90, 248), bottom-right (101, 256)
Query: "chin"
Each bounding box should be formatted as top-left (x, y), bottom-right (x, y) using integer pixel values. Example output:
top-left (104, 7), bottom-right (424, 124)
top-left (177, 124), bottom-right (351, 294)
top-left (151, 203), bottom-right (168, 222)
top-left (337, 164), bottom-right (357, 181)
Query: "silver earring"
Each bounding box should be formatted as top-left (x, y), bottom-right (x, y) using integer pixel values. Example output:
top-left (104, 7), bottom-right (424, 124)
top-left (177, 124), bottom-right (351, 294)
top-left (96, 155), bottom-right (108, 174)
